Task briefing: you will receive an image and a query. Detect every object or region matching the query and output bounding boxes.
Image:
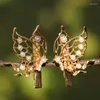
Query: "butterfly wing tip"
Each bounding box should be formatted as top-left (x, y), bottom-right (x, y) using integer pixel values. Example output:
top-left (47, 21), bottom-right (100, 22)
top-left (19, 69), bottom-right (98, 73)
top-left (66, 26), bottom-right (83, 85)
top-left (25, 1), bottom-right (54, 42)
top-left (32, 25), bottom-right (40, 35)
top-left (13, 27), bottom-right (17, 33)
top-left (13, 27), bottom-right (17, 29)
top-left (61, 25), bottom-right (65, 30)
top-left (36, 25), bottom-right (40, 30)
top-left (83, 26), bottom-right (87, 32)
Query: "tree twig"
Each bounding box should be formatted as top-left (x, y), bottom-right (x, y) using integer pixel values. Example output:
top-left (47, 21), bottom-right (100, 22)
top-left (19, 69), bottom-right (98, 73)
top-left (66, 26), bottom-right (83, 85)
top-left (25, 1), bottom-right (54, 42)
top-left (0, 60), bottom-right (20, 67)
top-left (0, 58), bottom-right (100, 68)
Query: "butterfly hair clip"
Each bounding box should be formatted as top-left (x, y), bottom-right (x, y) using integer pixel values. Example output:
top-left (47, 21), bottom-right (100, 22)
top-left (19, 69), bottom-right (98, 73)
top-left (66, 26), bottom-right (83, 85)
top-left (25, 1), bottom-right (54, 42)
top-left (12, 25), bottom-right (48, 88)
top-left (53, 25), bottom-right (88, 83)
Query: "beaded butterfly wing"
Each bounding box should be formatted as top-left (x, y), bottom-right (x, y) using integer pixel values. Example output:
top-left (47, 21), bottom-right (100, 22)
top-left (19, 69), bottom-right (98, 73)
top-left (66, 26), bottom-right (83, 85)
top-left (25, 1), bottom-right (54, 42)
top-left (12, 25), bottom-right (48, 77)
top-left (54, 25), bottom-right (88, 76)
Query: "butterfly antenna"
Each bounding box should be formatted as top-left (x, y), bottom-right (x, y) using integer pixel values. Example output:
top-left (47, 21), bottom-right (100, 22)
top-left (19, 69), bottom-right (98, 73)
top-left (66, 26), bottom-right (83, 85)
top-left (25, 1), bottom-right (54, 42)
top-left (61, 25), bottom-right (65, 30)
top-left (83, 26), bottom-right (87, 32)
top-left (32, 25), bottom-right (40, 35)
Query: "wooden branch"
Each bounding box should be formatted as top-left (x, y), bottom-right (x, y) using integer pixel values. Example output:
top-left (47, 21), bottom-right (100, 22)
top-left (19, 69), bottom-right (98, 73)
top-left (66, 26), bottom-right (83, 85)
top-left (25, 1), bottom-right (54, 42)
top-left (0, 60), bottom-right (20, 67)
top-left (0, 58), bottom-right (100, 68)
top-left (80, 58), bottom-right (100, 66)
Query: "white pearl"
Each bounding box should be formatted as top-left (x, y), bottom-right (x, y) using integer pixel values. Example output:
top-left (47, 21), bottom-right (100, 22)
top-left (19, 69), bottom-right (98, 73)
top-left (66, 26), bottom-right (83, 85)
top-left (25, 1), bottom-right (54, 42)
top-left (26, 56), bottom-right (32, 61)
top-left (16, 68), bottom-right (20, 72)
top-left (17, 37), bottom-right (23, 44)
top-left (35, 64), bottom-right (41, 71)
top-left (35, 35), bottom-right (41, 42)
top-left (78, 44), bottom-right (84, 50)
top-left (20, 64), bottom-right (25, 70)
top-left (20, 52), bottom-right (26, 57)
top-left (79, 36), bottom-right (84, 43)
top-left (67, 66), bottom-right (73, 72)
top-left (76, 63), bottom-right (81, 69)
top-left (29, 67), bottom-right (33, 71)
top-left (60, 63), bottom-right (64, 71)
top-left (70, 55), bottom-right (76, 60)
top-left (82, 64), bottom-right (87, 70)
top-left (17, 45), bottom-right (23, 51)
top-left (76, 50), bottom-right (82, 56)
top-left (25, 74), bottom-right (29, 77)
top-left (60, 34), bottom-right (67, 43)
top-left (54, 56), bottom-right (61, 63)
top-left (41, 56), bottom-right (48, 63)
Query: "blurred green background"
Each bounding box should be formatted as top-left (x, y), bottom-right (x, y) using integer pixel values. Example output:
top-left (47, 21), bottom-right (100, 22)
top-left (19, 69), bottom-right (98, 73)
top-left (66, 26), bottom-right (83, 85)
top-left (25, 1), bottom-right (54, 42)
top-left (0, 0), bottom-right (100, 100)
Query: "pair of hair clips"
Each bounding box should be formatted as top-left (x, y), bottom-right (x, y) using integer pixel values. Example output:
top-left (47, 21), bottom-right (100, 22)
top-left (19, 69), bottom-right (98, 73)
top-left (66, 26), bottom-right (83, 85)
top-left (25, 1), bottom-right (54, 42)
top-left (12, 25), bottom-right (88, 88)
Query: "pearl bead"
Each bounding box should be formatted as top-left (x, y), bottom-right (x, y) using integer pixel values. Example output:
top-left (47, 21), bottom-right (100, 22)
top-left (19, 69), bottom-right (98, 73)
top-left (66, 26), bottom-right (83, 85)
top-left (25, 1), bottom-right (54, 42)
top-left (82, 64), bottom-right (87, 70)
top-left (17, 37), bottom-right (23, 44)
top-left (20, 64), bottom-right (25, 70)
top-left (16, 68), bottom-right (20, 72)
top-left (76, 50), bottom-right (82, 56)
top-left (20, 52), bottom-right (26, 57)
top-left (41, 56), bottom-right (48, 63)
top-left (76, 63), bottom-right (81, 69)
top-left (67, 66), bottom-right (73, 72)
top-left (29, 67), bottom-right (33, 71)
top-left (26, 56), bottom-right (32, 61)
top-left (79, 36), bottom-right (84, 43)
top-left (34, 35), bottom-right (41, 42)
top-left (54, 56), bottom-right (61, 63)
top-left (25, 74), bottom-right (29, 77)
top-left (60, 63), bottom-right (64, 71)
top-left (78, 44), bottom-right (84, 50)
top-left (64, 62), bottom-right (67, 66)
top-left (70, 55), bottom-right (76, 60)
top-left (60, 34), bottom-right (67, 43)
top-left (17, 45), bottom-right (23, 51)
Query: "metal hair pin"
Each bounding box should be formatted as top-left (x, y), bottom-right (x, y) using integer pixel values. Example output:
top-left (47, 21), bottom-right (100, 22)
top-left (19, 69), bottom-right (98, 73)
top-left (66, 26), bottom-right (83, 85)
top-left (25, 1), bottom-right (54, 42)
top-left (12, 25), bottom-right (48, 88)
top-left (53, 25), bottom-right (88, 86)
